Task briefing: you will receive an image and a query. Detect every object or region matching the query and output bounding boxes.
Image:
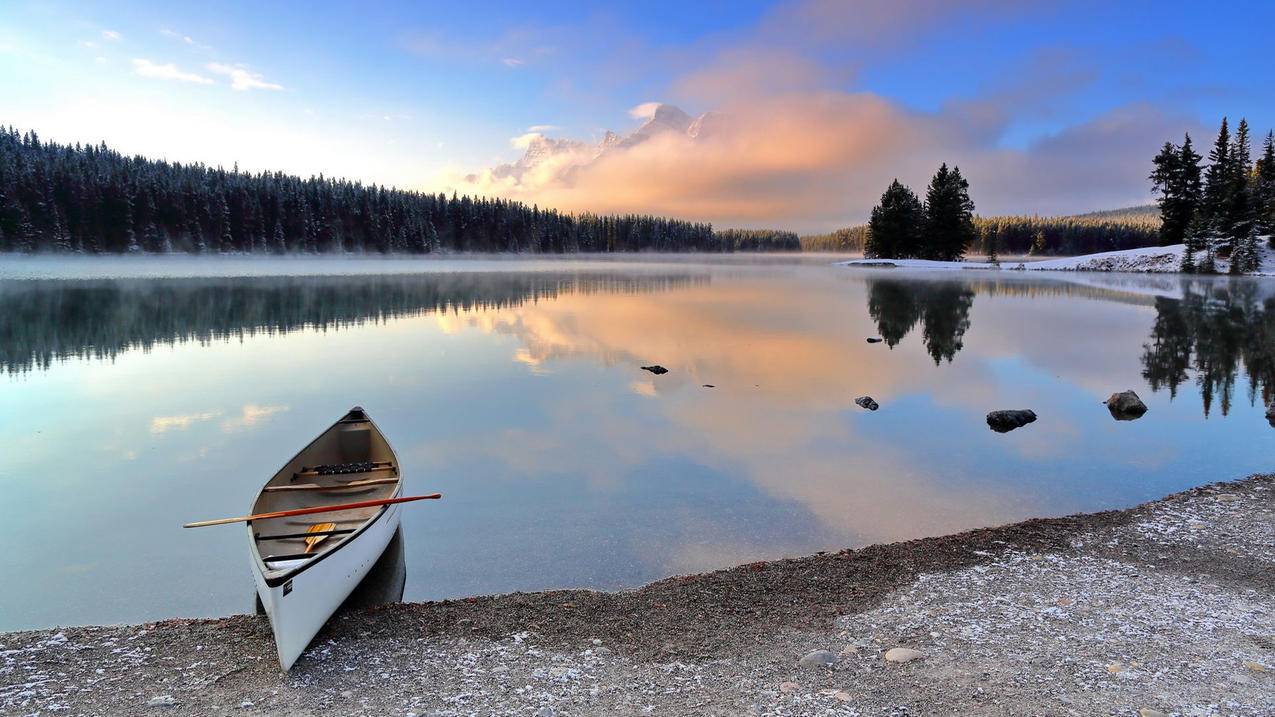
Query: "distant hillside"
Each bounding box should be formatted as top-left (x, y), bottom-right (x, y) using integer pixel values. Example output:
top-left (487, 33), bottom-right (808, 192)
top-left (802, 205), bottom-right (1162, 255)
top-left (1069, 204), bottom-right (1160, 225)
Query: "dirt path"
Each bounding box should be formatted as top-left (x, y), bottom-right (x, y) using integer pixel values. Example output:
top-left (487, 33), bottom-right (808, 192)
top-left (3, 475), bottom-right (1272, 716)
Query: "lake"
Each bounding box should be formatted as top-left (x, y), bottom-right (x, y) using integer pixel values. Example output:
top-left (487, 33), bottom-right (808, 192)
top-left (1, 254), bottom-right (1272, 631)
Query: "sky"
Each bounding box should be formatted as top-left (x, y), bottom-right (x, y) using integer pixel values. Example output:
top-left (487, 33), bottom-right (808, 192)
top-left (2, 0), bottom-right (1273, 232)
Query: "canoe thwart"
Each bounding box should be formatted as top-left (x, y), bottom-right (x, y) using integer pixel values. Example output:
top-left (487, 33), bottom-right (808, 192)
top-left (265, 477), bottom-right (399, 493)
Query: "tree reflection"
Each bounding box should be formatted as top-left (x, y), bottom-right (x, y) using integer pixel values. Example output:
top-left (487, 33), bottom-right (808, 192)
top-left (1142, 282), bottom-right (1275, 417)
top-left (866, 278), bottom-right (975, 364)
top-left (0, 272), bottom-right (705, 374)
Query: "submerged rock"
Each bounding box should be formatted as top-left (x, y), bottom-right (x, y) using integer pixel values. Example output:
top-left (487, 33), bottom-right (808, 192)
top-left (798, 649), bottom-right (838, 668)
top-left (1105, 390), bottom-right (1148, 420)
top-left (884, 647), bottom-right (925, 663)
top-left (855, 396), bottom-right (880, 411)
top-left (987, 409), bottom-right (1037, 433)
top-left (866, 337), bottom-right (883, 343)
top-left (640, 365), bottom-right (668, 375)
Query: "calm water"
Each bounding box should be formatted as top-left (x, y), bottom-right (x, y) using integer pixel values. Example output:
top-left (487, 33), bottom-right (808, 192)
top-left (2, 255), bottom-right (1273, 631)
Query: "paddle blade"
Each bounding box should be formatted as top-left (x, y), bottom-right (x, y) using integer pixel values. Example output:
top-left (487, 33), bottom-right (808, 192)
top-left (303, 522), bottom-right (337, 553)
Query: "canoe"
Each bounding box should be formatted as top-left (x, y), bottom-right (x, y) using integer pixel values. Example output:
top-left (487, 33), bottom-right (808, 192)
top-left (246, 406), bottom-right (403, 670)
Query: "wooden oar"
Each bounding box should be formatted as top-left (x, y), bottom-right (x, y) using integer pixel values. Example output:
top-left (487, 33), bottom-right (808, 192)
top-left (182, 494), bottom-right (441, 528)
top-left (303, 522), bottom-right (336, 553)
top-left (264, 477), bottom-right (399, 493)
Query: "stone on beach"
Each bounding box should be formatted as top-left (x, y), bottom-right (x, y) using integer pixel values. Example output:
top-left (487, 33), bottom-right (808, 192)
top-left (884, 647), bottom-right (925, 663)
top-left (866, 337), bottom-right (883, 343)
top-left (147, 695), bottom-right (176, 707)
top-left (798, 649), bottom-right (838, 668)
top-left (641, 365), bottom-right (668, 375)
top-left (1105, 390), bottom-right (1148, 420)
top-left (855, 396), bottom-right (880, 411)
top-left (986, 409), bottom-right (1037, 432)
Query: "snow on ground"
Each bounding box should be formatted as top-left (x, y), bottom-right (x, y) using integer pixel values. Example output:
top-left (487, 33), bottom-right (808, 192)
top-left (840, 242), bottom-right (1275, 275)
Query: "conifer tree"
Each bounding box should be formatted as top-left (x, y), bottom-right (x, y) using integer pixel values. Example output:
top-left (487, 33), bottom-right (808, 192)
top-left (1201, 117), bottom-right (1232, 239)
top-left (865, 179), bottom-right (924, 259)
top-left (922, 164), bottom-right (976, 261)
top-left (1226, 118), bottom-right (1255, 257)
top-left (1257, 130), bottom-right (1275, 241)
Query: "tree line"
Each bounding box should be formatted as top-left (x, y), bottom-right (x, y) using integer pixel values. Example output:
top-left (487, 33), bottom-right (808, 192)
top-left (863, 164), bottom-right (977, 261)
top-left (0, 127), bottom-right (798, 254)
top-left (0, 271), bottom-right (706, 373)
top-left (1150, 117), bottom-right (1275, 273)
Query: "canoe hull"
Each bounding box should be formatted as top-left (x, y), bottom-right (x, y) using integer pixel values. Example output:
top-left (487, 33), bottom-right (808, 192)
top-left (251, 500), bottom-right (402, 670)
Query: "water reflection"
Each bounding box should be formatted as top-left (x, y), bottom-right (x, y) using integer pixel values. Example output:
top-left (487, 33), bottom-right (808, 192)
top-left (1142, 282), bottom-right (1275, 417)
top-left (0, 271), bottom-right (707, 374)
top-left (866, 278), bottom-right (975, 364)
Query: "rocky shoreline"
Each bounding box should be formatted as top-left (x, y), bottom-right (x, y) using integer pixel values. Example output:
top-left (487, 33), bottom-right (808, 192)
top-left (3, 475), bottom-right (1272, 716)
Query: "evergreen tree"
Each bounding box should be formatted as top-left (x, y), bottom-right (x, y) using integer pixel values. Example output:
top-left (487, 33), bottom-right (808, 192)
top-left (1151, 135), bottom-right (1202, 248)
top-left (865, 179), bottom-right (924, 259)
top-left (1225, 118), bottom-right (1255, 257)
top-left (1256, 130), bottom-right (1275, 241)
top-left (1201, 117), bottom-right (1232, 239)
top-left (922, 163), bottom-right (976, 261)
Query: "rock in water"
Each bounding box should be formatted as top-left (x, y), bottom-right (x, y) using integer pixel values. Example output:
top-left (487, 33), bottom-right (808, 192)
top-left (640, 365), bottom-right (668, 375)
top-left (798, 649), bottom-right (838, 668)
top-left (986, 409), bottom-right (1037, 433)
top-left (1105, 390), bottom-right (1148, 420)
top-left (866, 337), bottom-right (883, 343)
top-left (1267, 404), bottom-right (1275, 426)
top-left (855, 396), bottom-right (880, 411)
top-left (884, 647), bottom-right (925, 663)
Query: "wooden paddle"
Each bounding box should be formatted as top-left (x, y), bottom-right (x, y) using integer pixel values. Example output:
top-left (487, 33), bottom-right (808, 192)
top-left (182, 494), bottom-right (441, 528)
top-left (303, 522), bottom-right (336, 553)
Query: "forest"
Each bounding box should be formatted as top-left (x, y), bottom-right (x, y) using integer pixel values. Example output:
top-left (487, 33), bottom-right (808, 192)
top-left (0, 127), bottom-right (798, 254)
top-left (1150, 117), bottom-right (1275, 273)
top-left (801, 208), bottom-right (1161, 256)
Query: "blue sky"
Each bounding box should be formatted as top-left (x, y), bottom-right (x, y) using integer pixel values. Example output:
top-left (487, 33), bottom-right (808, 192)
top-left (3, 1), bottom-right (1273, 230)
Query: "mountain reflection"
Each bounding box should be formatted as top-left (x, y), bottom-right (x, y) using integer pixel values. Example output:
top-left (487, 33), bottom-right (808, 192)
top-left (866, 278), bottom-right (975, 364)
top-left (1142, 282), bottom-right (1275, 417)
top-left (0, 271), bottom-right (706, 374)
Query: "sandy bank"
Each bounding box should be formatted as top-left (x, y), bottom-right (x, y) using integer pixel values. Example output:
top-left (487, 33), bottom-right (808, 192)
top-left (3, 476), bottom-right (1272, 716)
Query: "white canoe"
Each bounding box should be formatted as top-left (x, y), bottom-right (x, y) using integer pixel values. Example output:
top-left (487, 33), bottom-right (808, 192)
top-left (246, 406), bottom-right (402, 670)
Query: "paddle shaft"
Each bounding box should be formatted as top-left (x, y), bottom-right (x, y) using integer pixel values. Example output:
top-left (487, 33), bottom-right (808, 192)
top-left (182, 494), bottom-right (440, 528)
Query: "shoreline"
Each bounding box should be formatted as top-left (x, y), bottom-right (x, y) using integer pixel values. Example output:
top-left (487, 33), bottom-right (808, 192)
top-left (3, 474), bottom-right (1271, 715)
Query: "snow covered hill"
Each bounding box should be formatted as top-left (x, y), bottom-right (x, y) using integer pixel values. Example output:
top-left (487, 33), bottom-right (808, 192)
top-left (840, 241), bottom-right (1275, 275)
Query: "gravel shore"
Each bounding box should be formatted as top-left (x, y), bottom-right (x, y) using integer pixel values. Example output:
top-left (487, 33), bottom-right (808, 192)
top-left (3, 475), bottom-right (1272, 716)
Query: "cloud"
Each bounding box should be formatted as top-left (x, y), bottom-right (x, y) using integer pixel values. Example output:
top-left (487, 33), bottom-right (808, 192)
top-left (160, 28), bottom-right (214, 52)
top-left (452, 0), bottom-right (1197, 231)
top-left (627, 102), bottom-right (662, 120)
top-left (206, 62), bottom-right (284, 91)
top-left (150, 410), bottom-right (220, 434)
top-left (526, 124), bottom-right (560, 133)
top-left (101, 30), bottom-right (121, 41)
top-left (221, 403), bottom-right (289, 432)
top-left (502, 57), bottom-right (525, 68)
top-left (132, 58), bottom-right (214, 85)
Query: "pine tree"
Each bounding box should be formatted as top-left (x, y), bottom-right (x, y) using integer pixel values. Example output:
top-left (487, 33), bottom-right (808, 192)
top-left (865, 179), bottom-right (924, 259)
top-left (1201, 118), bottom-right (1232, 238)
top-left (922, 163), bottom-right (976, 261)
top-left (1226, 118), bottom-right (1255, 257)
top-left (1256, 130), bottom-right (1275, 242)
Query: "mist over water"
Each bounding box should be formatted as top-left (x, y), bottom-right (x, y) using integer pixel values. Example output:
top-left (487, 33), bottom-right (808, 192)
top-left (2, 255), bottom-right (1272, 631)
